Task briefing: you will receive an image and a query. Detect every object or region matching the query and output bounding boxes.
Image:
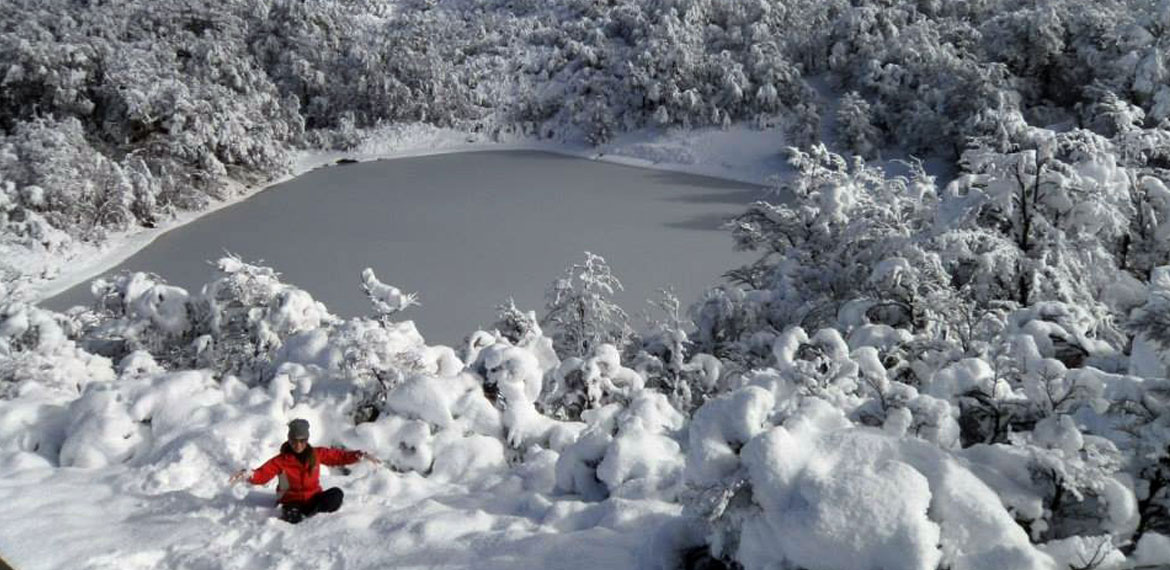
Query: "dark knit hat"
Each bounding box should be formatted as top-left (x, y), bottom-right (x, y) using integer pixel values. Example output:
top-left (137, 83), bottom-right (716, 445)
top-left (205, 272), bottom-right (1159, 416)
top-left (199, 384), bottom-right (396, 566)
top-left (288, 419), bottom-right (310, 440)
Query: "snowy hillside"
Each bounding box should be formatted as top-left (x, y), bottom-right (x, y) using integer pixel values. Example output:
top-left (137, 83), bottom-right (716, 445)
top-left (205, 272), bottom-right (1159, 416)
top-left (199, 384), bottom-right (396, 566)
top-left (5, 0), bottom-right (1170, 569)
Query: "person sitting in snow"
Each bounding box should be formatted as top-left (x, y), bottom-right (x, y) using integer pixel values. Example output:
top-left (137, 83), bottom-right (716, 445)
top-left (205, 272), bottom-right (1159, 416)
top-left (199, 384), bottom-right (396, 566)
top-left (229, 419), bottom-right (380, 523)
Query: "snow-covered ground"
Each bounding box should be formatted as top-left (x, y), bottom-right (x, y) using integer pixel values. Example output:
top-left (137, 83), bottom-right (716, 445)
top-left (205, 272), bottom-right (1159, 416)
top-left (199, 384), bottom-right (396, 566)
top-left (7, 326), bottom-right (1158, 570)
top-left (0, 453), bottom-right (681, 570)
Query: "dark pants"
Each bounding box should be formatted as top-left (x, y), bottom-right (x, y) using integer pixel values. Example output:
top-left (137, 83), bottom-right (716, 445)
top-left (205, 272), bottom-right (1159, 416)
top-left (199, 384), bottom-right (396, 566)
top-left (281, 487), bottom-right (344, 523)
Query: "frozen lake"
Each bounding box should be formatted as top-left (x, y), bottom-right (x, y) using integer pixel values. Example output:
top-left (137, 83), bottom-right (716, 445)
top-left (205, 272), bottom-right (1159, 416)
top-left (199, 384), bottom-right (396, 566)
top-left (45, 150), bottom-right (763, 346)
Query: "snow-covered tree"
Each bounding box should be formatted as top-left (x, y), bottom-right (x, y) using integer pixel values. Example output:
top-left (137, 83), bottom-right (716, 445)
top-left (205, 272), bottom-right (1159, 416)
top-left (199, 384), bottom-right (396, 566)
top-left (636, 288), bottom-right (723, 413)
top-left (726, 145), bottom-right (945, 335)
top-left (836, 91), bottom-right (881, 159)
top-left (542, 252), bottom-right (632, 359)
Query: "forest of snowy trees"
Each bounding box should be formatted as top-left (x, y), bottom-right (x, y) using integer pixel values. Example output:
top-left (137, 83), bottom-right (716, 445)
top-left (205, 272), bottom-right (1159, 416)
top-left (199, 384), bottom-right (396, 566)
top-left (6, 0), bottom-right (1170, 568)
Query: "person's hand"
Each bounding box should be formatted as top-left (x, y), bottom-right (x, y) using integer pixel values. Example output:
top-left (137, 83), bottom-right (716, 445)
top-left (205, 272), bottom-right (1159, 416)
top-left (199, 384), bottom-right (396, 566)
top-left (229, 469), bottom-right (252, 484)
top-left (359, 451), bottom-right (382, 466)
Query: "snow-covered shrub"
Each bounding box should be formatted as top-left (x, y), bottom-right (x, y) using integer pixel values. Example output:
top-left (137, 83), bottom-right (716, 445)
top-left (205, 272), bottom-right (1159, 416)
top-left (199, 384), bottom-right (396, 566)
top-left (726, 145), bottom-right (944, 337)
top-left (543, 344), bottom-right (643, 419)
top-left (595, 391), bottom-right (687, 499)
top-left (76, 256), bottom-right (335, 383)
top-left (0, 0), bottom-right (301, 279)
top-left (683, 386), bottom-right (775, 493)
top-left (1123, 175), bottom-right (1170, 279)
top-left (848, 346), bottom-right (961, 448)
top-left (1135, 532), bottom-right (1170, 567)
top-left (360, 267), bottom-right (419, 323)
top-left (83, 271), bottom-right (195, 361)
top-left (554, 404), bottom-right (618, 501)
top-left (933, 304), bottom-right (1117, 448)
top-left (688, 284), bottom-right (770, 366)
top-left (942, 129), bottom-right (1133, 317)
top-left (0, 392), bottom-right (69, 465)
top-left (284, 317), bottom-right (430, 424)
top-left (686, 393), bottom-right (1057, 570)
top-left (493, 298), bottom-right (540, 347)
top-left (542, 251), bottom-right (632, 359)
top-left (0, 301), bottom-right (115, 398)
top-left (58, 382), bottom-right (147, 468)
top-left (453, 329), bottom-right (581, 455)
top-left (0, 117), bottom-right (138, 242)
top-left (1012, 416), bottom-right (1131, 541)
top-left (736, 413), bottom-right (1057, 570)
top-left (827, 5), bottom-right (1008, 155)
top-left (1039, 535), bottom-right (1125, 570)
top-left (638, 288), bottom-right (726, 412)
top-left (491, 299), bottom-right (560, 374)
top-left (761, 325), bottom-right (962, 448)
top-left (374, 372), bottom-right (514, 477)
top-left (194, 256), bottom-right (334, 381)
top-left (556, 390), bottom-right (686, 501)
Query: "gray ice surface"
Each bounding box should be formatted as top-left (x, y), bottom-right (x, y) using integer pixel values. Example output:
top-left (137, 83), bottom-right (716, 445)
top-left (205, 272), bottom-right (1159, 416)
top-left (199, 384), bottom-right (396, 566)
top-left (45, 151), bottom-right (765, 347)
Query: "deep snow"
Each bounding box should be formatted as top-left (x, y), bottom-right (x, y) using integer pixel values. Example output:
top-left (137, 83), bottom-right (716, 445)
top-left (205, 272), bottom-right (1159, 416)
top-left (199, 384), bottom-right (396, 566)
top-left (0, 456), bottom-right (682, 570)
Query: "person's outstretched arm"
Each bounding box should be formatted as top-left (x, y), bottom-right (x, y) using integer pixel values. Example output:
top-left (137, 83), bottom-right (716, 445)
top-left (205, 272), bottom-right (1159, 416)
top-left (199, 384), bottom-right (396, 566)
top-left (229, 456), bottom-right (281, 485)
top-left (318, 447), bottom-right (380, 466)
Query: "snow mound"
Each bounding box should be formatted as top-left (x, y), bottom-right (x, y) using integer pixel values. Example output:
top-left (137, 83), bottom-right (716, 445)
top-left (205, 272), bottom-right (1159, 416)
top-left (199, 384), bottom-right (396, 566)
top-left (1135, 532), bottom-right (1170, 567)
top-left (705, 395), bottom-right (1056, 570)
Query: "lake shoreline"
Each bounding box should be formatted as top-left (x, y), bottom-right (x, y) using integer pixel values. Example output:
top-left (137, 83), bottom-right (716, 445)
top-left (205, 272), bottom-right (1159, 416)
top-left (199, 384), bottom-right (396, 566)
top-left (41, 149), bottom-right (765, 346)
top-left (23, 124), bottom-right (789, 309)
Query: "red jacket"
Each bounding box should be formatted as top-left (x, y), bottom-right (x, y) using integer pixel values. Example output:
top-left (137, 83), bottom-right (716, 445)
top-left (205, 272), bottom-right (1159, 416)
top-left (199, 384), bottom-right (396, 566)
top-left (249, 446), bottom-right (362, 504)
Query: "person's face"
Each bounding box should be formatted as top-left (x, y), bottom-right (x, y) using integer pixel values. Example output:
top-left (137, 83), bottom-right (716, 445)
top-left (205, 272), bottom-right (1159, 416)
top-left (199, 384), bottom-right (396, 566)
top-left (290, 438), bottom-right (308, 452)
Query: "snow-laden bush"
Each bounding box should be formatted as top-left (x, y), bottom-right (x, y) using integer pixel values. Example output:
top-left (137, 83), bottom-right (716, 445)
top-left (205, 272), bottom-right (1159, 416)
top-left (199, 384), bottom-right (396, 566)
top-left (556, 390), bottom-right (685, 501)
top-left (0, 301), bottom-right (115, 398)
top-left (688, 284), bottom-right (771, 365)
top-left (725, 145), bottom-right (948, 342)
top-left (670, 305), bottom-right (1170, 568)
top-left (85, 271), bottom-right (194, 357)
top-left (7, 237), bottom-right (1170, 567)
top-left (3, 301), bottom-right (521, 491)
top-left (0, 301), bottom-right (116, 463)
top-left (0, 0), bottom-right (300, 272)
top-left (356, 372), bottom-right (509, 480)
top-left (943, 129), bottom-right (1132, 317)
top-left (713, 132), bottom-right (1170, 400)
top-left (542, 343), bottom-right (644, 422)
top-left (542, 251), bottom-right (633, 359)
top-left (78, 256), bottom-right (336, 382)
top-left (637, 288), bottom-right (726, 413)
top-left (58, 381), bottom-right (148, 468)
top-left (685, 391), bottom-right (1057, 570)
